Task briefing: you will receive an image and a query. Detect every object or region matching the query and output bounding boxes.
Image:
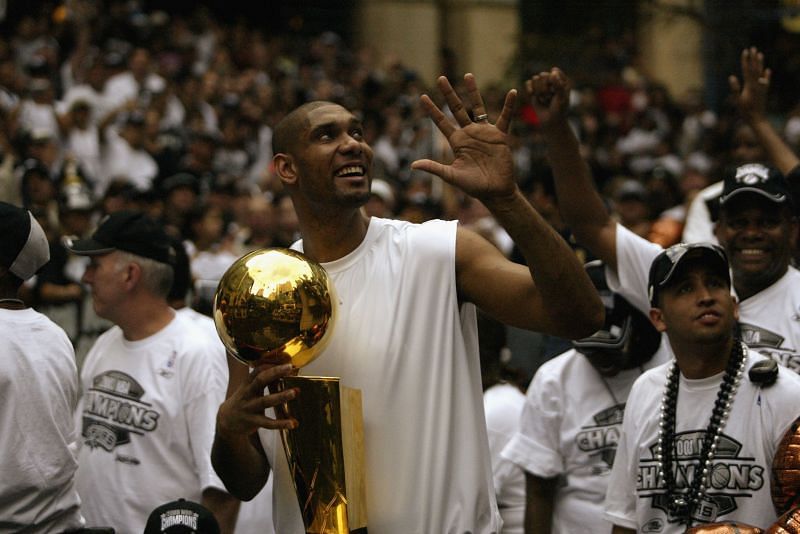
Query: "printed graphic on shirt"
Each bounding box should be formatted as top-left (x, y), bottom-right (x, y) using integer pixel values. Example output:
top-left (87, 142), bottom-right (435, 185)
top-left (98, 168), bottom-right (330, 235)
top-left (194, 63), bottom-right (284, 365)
top-left (637, 431), bottom-right (765, 524)
top-left (740, 322), bottom-right (800, 373)
top-left (81, 370), bottom-right (160, 451)
top-left (576, 403), bottom-right (625, 472)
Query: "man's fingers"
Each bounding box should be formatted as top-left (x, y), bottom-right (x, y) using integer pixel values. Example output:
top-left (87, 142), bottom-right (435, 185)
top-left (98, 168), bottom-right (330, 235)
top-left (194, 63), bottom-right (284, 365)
top-left (261, 387), bottom-right (298, 410)
top-left (760, 68), bottom-right (772, 86)
top-left (524, 79), bottom-right (534, 97)
top-left (436, 75), bottom-right (472, 127)
top-left (410, 159), bottom-right (450, 182)
top-left (741, 47), bottom-right (766, 81)
top-left (247, 363), bottom-right (294, 396)
top-left (464, 73), bottom-right (488, 122)
top-left (529, 73), bottom-right (554, 106)
top-left (728, 75), bottom-right (741, 94)
top-left (419, 93), bottom-right (455, 138)
top-left (246, 412), bottom-right (298, 431)
top-left (551, 67), bottom-right (570, 92)
top-left (495, 89), bottom-right (517, 134)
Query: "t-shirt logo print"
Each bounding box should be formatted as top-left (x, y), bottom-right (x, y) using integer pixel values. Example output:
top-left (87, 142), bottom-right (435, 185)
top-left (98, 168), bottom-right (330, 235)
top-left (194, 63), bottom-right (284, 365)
top-left (82, 370), bottom-right (160, 451)
top-left (638, 431), bottom-right (766, 523)
top-left (739, 323), bottom-right (800, 372)
top-left (576, 403), bottom-right (625, 469)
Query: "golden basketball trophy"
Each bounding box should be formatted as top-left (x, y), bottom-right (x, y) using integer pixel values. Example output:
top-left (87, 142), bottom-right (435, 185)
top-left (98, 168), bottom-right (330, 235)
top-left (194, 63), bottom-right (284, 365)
top-left (213, 248), bottom-right (367, 533)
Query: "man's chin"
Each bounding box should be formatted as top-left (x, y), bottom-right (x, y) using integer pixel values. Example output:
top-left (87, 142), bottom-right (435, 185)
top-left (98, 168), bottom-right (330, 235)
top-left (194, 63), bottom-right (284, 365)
top-left (733, 264), bottom-right (784, 289)
top-left (340, 191), bottom-right (371, 208)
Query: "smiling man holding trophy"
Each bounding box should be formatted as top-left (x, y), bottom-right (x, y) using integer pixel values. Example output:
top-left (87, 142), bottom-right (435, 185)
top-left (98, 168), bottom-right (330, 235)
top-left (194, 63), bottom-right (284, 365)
top-left (211, 72), bottom-right (604, 533)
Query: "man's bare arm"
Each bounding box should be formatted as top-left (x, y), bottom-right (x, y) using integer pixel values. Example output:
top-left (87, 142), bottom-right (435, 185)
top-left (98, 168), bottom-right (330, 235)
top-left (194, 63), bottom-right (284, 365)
top-left (202, 487), bottom-right (240, 534)
top-left (525, 473), bottom-right (557, 534)
top-left (211, 360), bottom-right (297, 500)
top-left (412, 73), bottom-right (603, 338)
top-left (528, 68), bottom-right (619, 272)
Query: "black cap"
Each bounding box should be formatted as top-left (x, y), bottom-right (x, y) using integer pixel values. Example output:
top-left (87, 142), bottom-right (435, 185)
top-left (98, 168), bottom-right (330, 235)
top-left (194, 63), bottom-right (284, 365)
top-left (0, 201), bottom-right (50, 280)
top-left (647, 242), bottom-right (730, 307)
top-left (719, 163), bottom-right (792, 207)
top-left (143, 498), bottom-right (220, 534)
top-left (64, 210), bottom-right (175, 265)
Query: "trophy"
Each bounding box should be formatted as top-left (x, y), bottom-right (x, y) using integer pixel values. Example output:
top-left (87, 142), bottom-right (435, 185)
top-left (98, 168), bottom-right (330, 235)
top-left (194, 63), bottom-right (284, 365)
top-left (213, 248), bottom-right (367, 533)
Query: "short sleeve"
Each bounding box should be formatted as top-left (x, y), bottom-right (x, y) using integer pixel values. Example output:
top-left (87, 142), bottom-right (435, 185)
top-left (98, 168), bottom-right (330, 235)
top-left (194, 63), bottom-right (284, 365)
top-left (501, 364), bottom-right (565, 477)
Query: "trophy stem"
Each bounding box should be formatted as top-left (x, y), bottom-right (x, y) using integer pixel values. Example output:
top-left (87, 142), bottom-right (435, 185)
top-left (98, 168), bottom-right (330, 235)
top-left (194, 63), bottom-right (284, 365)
top-left (276, 376), bottom-right (366, 533)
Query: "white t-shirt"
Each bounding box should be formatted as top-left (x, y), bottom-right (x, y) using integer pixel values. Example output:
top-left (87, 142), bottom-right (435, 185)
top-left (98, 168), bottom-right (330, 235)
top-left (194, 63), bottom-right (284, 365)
top-left (101, 128), bottom-right (158, 192)
top-left (0, 308), bottom-right (84, 532)
top-left (503, 346), bottom-right (668, 534)
top-left (173, 306), bottom-right (274, 533)
top-left (609, 223), bottom-right (800, 372)
top-left (681, 181), bottom-right (722, 245)
top-left (65, 125), bottom-right (103, 194)
top-left (75, 313), bottom-right (227, 533)
top-left (260, 217), bottom-right (500, 534)
top-left (175, 307), bottom-right (226, 352)
top-left (234, 475), bottom-right (276, 534)
top-left (605, 350), bottom-right (800, 532)
top-left (484, 383), bottom-right (526, 534)
top-left (102, 71), bottom-right (165, 110)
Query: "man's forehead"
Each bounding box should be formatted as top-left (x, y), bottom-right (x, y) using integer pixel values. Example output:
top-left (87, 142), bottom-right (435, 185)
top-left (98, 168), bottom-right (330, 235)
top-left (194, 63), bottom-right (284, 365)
top-left (304, 105), bottom-right (358, 128)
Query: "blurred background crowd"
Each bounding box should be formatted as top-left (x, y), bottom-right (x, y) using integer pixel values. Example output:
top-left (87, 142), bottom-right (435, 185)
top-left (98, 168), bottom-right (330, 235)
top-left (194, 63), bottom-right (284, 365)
top-left (2, 0), bottom-right (799, 378)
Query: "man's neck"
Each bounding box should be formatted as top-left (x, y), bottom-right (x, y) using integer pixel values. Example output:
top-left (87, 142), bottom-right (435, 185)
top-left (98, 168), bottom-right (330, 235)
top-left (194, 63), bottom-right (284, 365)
top-left (118, 299), bottom-right (176, 341)
top-left (733, 266), bottom-right (787, 301)
top-left (0, 292), bottom-right (25, 309)
top-left (671, 336), bottom-right (735, 379)
top-left (297, 209), bottom-right (370, 264)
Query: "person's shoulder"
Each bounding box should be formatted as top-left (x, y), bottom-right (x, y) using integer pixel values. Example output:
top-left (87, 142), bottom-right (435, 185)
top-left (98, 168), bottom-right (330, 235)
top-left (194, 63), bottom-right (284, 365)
top-left (745, 350), bottom-right (800, 390)
top-left (95, 323), bottom-right (123, 343)
top-left (536, 348), bottom-right (583, 376)
top-left (631, 360), bottom-right (671, 392)
top-left (484, 382), bottom-right (525, 412)
top-left (35, 310), bottom-right (73, 342)
top-left (373, 216), bottom-right (452, 233)
top-left (616, 221), bottom-right (664, 254)
top-left (5, 308), bottom-right (74, 349)
top-left (169, 312), bottom-right (220, 347)
top-left (783, 265), bottom-right (800, 283)
top-left (376, 217), bottom-right (456, 253)
top-left (85, 324), bottom-right (124, 359)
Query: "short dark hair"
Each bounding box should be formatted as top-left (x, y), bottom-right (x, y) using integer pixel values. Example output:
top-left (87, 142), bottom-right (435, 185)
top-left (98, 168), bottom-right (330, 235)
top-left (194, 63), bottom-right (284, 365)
top-left (272, 101), bottom-right (338, 156)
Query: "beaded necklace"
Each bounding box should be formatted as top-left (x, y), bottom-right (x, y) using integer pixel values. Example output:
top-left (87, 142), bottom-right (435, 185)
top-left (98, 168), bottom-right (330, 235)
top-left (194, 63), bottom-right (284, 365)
top-left (654, 341), bottom-right (747, 527)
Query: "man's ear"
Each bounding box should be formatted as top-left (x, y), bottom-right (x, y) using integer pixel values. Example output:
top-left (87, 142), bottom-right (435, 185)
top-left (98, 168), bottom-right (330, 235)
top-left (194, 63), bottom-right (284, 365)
top-left (273, 153), bottom-right (297, 186)
top-left (123, 261), bottom-right (142, 291)
top-left (649, 307), bottom-right (668, 333)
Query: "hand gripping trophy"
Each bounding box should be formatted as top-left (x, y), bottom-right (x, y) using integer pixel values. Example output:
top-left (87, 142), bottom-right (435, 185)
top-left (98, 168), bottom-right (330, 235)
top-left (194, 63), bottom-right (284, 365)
top-left (214, 248), bottom-right (367, 533)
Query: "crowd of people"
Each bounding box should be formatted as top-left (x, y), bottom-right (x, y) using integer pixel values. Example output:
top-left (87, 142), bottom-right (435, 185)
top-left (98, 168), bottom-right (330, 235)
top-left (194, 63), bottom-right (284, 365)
top-left (3, 1), bottom-right (800, 533)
